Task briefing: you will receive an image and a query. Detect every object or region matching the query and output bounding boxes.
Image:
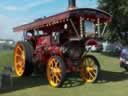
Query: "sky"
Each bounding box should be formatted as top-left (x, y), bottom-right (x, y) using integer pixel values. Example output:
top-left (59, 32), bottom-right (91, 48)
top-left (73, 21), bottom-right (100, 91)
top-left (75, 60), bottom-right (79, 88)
top-left (0, 0), bottom-right (97, 41)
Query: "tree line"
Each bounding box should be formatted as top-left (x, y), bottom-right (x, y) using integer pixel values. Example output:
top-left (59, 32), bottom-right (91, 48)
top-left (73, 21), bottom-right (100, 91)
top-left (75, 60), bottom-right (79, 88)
top-left (98, 0), bottom-right (128, 44)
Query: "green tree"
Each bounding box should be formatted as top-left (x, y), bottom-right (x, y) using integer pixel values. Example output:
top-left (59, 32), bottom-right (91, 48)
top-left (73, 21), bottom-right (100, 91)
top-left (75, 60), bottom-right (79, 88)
top-left (98, 0), bottom-right (128, 43)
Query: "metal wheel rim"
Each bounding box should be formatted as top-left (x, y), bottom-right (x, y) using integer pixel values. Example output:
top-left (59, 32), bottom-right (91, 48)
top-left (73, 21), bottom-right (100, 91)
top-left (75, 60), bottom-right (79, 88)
top-left (47, 57), bottom-right (62, 87)
top-left (80, 57), bottom-right (98, 83)
top-left (14, 43), bottom-right (25, 76)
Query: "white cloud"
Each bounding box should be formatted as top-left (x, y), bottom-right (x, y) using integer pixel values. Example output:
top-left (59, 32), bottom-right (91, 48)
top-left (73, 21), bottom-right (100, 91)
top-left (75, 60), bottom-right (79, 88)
top-left (0, 15), bottom-right (10, 30)
top-left (0, 15), bottom-right (30, 41)
top-left (0, 0), bottom-right (56, 40)
top-left (2, 6), bottom-right (19, 11)
top-left (2, 0), bottom-right (55, 11)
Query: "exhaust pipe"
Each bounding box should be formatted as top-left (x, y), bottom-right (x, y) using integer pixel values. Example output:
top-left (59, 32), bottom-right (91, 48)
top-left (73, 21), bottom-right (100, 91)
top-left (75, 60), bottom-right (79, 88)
top-left (68, 0), bottom-right (77, 10)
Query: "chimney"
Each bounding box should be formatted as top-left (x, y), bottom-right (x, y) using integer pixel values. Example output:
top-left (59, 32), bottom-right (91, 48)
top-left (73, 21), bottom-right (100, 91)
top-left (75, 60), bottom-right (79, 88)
top-left (68, 0), bottom-right (77, 10)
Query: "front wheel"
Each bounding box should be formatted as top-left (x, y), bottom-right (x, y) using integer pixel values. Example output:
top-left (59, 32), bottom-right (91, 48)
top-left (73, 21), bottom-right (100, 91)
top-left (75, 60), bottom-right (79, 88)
top-left (47, 56), bottom-right (66, 87)
top-left (80, 55), bottom-right (100, 83)
top-left (14, 41), bottom-right (33, 77)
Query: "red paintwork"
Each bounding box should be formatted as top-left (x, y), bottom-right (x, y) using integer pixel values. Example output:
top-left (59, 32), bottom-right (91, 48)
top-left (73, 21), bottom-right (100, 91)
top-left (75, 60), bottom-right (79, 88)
top-left (86, 39), bottom-right (98, 46)
top-left (36, 36), bottom-right (51, 47)
top-left (33, 36), bottom-right (62, 65)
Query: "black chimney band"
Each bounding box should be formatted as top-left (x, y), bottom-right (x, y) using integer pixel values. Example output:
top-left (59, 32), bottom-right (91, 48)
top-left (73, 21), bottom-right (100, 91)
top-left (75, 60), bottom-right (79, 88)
top-left (68, 0), bottom-right (76, 8)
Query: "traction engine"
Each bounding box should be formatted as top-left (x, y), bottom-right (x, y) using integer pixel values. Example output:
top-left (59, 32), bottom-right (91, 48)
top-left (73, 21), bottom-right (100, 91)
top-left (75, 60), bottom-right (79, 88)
top-left (13, 0), bottom-right (112, 87)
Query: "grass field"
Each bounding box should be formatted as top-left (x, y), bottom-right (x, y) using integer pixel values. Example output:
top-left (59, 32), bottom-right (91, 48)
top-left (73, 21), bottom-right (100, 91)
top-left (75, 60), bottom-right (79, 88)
top-left (0, 50), bottom-right (128, 96)
top-left (0, 51), bottom-right (13, 73)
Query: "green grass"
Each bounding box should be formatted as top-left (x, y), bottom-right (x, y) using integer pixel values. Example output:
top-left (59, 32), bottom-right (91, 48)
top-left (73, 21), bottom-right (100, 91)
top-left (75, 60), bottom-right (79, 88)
top-left (0, 50), bottom-right (13, 73)
top-left (0, 51), bottom-right (128, 96)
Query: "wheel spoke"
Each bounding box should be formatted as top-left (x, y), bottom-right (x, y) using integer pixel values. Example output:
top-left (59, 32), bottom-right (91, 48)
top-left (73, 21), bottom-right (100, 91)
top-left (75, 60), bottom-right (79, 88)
top-left (89, 61), bottom-right (94, 67)
top-left (17, 46), bottom-right (23, 52)
top-left (50, 62), bottom-right (53, 67)
top-left (16, 62), bottom-right (24, 75)
top-left (50, 68), bottom-right (55, 76)
top-left (55, 68), bottom-right (61, 73)
top-left (86, 58), bottom-right (90, 66)
top-left (91, 71), bottom-right (96, 77)
top-left (57, 73), bottom-right (61, 79)
top-left (16, 63), bottom-right (20, 69)
top-left (85, 72), bottom-right (90, 79)
top-left (16, 54), bottom-right (21, 58)
top-left (18, 71), bottom-right (22, 75)
top-left (18, 62), bottom-right (24, 69)
top-left (52, 60), bottom-right (56, 67)
top-left (51, 74), bottom-right (55, 81)
top-left (16, 55), bottom-right (24, 62)
top-left (56, 76), bottom-right (61, 83)
top-left (83, 59), bottom-right (87, 66)
top-left (53, 76), bottom-right (56, 83)
top-left (53, 59), bottom-right (59, 68)
top-left (54, 73), bottom-right (61, 83)
top-left (88, 58), bottom-right (93, 64)
top-left (88, 71), bottom-right (95, 79)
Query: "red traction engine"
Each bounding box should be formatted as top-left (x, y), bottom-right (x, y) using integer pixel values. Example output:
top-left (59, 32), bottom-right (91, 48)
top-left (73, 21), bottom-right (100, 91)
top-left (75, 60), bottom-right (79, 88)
top-left (13, 0), bottom-right (112, 87)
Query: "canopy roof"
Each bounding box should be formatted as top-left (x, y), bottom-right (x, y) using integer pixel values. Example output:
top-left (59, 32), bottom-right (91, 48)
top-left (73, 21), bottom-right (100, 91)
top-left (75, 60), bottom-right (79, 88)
top-left (13, 8), bottom-right (112, 32)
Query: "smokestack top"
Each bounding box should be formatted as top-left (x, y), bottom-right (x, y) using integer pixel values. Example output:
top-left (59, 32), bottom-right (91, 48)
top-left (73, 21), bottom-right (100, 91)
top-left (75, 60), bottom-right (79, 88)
top-left (68, 0), bottom-right (77, 10)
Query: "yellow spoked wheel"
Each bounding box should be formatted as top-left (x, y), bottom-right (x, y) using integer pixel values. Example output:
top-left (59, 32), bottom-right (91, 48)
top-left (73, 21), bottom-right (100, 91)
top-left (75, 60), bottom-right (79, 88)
top-left (80, 55), bottom-right (100, 83)
top-left (14, 42), bottom-right (33, 77)
top-left (47, 56), bottom-right (66, 88)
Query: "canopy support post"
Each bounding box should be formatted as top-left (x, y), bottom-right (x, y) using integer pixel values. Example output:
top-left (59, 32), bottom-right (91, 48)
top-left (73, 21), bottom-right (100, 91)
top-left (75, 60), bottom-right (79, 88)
top-left (101, 23), bottom-right (108, 37)
top-left (80, 17), bottom-right (84, 38)
top-left (69, 19), bottom-right (81, 39)
top-left (97, 18), bottom-right (100, 37)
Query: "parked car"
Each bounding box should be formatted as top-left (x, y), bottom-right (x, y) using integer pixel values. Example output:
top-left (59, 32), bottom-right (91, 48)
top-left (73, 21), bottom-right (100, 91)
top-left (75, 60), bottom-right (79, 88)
top-left (102, 41), bottom-right (122, 56)
top-left (120, 48), bottom-right (128, 71)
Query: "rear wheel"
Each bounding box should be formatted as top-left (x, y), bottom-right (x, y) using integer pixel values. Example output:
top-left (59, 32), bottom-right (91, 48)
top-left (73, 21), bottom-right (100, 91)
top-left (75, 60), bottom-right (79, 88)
top-left (80, 55), bottom-right (100, 83)
top-left (14, 41), bottom-right (33, 77)
top-left (47, 56), bottom-right (66, 87)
